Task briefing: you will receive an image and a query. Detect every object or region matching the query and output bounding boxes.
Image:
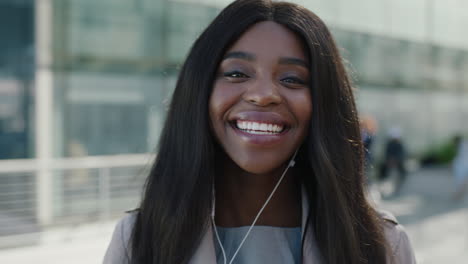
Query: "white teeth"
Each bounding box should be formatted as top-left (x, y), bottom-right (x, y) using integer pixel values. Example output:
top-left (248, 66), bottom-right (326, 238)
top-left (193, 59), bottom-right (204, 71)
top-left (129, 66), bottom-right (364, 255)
top-left (252, 122), bottom-right (259, 130)
top-left (243, 130), bottom-right (275, 135)
top-left (235, 120), bottom-right (285, 134)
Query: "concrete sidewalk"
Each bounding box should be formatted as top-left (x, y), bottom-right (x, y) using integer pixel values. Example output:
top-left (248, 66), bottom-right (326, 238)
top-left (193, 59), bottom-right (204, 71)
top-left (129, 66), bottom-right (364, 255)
top-left (0, 167), bottom-right (467, 264)
top-left (375, 166), bottom-right (468, 264)
top-left (0, 220), bottom-right (117, 264)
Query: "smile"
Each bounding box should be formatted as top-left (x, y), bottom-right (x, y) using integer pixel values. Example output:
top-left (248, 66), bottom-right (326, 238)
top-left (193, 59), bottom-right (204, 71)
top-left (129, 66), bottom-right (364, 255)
top-left (235, 120), bottom-right (285, 135)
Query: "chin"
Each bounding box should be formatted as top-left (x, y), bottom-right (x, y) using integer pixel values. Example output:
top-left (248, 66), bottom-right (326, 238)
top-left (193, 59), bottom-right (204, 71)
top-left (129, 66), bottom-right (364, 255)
top-left (241, 165), bottom-right (274, 175)
top-left (233, 154), bottom-right (287, 176)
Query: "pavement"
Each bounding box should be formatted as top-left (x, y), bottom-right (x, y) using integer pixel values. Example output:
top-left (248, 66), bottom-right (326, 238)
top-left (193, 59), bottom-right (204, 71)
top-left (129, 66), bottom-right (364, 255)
top-left (0, 167), bottom-right (466, 264)
top-left (0, 220), bottom-right (116, 264)
top-left (373, 166), bottom-right (468, 264)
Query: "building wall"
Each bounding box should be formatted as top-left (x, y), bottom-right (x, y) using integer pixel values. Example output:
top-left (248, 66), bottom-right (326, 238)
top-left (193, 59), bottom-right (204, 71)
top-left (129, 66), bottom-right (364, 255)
top-left (49, 0), bottom-right (467, 156)
top-left (49, 0), bottom-right (218, 157)
top-left (332, 28), bottom-right (468, 155)
top-left (2, 0), bottom-right (467, 160)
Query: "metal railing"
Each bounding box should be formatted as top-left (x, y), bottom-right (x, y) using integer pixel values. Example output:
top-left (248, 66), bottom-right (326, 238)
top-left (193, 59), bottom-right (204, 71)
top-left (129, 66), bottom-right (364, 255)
top-left (0, 154), bottom-right (154, 248)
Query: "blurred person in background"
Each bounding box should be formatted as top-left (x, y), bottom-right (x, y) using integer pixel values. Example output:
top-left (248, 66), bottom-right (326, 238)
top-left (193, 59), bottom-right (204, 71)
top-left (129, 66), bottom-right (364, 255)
top-left (378, 127), bottom-right (408, 196)
top-left (452, 135), bottom-right (468, 201)
top-left (360, 115), bottom-right (382, 203)
top-left (104, 1), bottom-right (415, 263)
top-left (360, 115), bottom-right (378, 180)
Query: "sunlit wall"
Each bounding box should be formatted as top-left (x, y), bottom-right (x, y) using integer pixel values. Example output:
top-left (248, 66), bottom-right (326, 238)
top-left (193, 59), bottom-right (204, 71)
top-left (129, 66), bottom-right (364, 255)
top-left (297, 0), bottom-right (468, 154)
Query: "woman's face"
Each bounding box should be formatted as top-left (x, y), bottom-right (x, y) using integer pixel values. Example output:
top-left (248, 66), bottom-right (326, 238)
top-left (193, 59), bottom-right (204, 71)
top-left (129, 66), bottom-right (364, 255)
top-left (209, 21), bottom-right (312, 175)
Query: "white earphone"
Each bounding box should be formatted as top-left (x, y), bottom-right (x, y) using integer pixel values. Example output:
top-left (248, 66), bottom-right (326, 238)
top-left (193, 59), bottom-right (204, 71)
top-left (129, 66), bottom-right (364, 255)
top-left (211, 149), bottom-right (299, 264)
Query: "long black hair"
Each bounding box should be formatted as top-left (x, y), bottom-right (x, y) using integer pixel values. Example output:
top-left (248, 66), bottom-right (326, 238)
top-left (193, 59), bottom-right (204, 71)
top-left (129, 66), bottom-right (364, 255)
top-left (131, 0), bottom-right (389, 263)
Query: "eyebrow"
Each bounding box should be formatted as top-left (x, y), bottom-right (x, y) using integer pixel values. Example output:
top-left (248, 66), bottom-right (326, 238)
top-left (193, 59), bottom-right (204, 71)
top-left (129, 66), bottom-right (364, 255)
top-left (278, 57), bottom-right (309, 68)
top-left (223, 51), bottom-right (309, 68)
top-left (223, 51), bottom-right (255, 61)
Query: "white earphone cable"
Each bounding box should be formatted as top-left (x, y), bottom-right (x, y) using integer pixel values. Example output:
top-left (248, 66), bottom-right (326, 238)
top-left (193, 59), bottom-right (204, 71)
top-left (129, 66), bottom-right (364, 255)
top-left (211, 191), bottom-right (227, 264)
top-left (211, 150), bottom-right (298, 264)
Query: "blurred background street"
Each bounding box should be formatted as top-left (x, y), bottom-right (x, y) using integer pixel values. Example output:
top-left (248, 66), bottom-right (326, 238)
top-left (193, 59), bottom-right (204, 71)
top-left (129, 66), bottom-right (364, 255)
top-left (378, 167), bottom-right (468, 263)
top-left (1, 0), bottom-right (467, 263)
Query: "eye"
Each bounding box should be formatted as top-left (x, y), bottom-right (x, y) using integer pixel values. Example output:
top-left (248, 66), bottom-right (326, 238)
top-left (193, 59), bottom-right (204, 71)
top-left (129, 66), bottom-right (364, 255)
top-left (281, 76), bottom-right (306, 85)
top-left (223, 70), bottom-right (249, 79)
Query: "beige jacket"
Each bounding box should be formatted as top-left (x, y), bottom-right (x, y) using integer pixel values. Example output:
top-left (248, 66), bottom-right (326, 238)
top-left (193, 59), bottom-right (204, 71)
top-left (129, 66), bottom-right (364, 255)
top-left (104, 190), bottom-right (416, 263)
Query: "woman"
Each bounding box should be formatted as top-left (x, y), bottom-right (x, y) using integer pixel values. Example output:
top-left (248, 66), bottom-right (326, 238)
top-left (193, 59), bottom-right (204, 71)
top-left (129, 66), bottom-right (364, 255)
top-left (104, 0), bottom-right (415, 263)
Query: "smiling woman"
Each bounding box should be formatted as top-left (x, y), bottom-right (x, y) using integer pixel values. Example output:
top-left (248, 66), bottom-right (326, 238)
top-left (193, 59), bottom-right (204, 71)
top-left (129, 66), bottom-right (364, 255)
top-left (103, 1), bottom-right (415, 264)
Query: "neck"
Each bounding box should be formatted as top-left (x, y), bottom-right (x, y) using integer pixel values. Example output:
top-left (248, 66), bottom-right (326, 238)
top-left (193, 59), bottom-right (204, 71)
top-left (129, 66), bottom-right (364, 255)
top-left (214, 158), bottom-right (301, 227)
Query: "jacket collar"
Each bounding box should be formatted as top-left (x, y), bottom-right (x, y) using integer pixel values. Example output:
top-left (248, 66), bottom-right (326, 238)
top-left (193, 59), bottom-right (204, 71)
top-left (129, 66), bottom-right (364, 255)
top-left (190, 185), bottom-right (322, 264)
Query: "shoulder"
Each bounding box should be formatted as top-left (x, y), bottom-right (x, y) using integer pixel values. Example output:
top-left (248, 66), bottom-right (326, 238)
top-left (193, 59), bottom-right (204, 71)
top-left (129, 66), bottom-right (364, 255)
top-left (377, 210), bottom-right (417, 264)
top-left (118, 211), bottom-right (138, 239)
top-left (103, 211), bottom-right (138, 264)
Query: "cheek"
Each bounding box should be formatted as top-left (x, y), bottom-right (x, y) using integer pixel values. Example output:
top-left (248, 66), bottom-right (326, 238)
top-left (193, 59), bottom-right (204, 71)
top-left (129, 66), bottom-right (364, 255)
top-left (209, 82), bottom-right (242, 135)
top-left (209, 82), bottom-right (243, 121)
top-left (290, 91), bottom-right (313, 126)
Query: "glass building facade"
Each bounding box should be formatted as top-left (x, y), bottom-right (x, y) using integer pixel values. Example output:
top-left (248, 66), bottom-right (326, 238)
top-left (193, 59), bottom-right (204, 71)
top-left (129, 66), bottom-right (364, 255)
top-left (51, 0), bottom-right (220, 157)
top-left (0, 0), bottom-right (34, 159)
top-left (1, 0), bottom-right (467, 161)
top-left (49, 0), bottom-right (468, 157)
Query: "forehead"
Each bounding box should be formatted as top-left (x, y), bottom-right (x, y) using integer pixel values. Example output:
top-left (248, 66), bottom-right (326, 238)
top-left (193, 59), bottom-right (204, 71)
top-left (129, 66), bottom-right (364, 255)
top-left (226, 21), bottom-right (308, 61)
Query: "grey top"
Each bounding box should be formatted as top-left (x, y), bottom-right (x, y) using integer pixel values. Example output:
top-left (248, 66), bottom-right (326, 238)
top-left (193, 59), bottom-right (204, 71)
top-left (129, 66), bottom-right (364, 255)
top-left (103, 210), bottom-right (416, 264)
top-left (214, 226), bottom-right (302, 264)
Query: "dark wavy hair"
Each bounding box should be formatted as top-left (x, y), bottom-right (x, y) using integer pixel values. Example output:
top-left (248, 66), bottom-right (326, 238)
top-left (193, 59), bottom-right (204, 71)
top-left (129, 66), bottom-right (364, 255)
top-left (131, 0), bottom-right (389, 263)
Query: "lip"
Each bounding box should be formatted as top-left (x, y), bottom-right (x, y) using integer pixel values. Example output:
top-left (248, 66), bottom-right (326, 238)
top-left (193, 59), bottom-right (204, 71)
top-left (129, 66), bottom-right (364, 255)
top-left (228, 111), bottom-right (292, 146)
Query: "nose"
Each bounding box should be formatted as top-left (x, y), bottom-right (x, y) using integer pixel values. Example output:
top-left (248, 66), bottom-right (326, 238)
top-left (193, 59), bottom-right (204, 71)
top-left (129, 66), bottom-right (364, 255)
top-left (242, 77), bottom-right (282, 106)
